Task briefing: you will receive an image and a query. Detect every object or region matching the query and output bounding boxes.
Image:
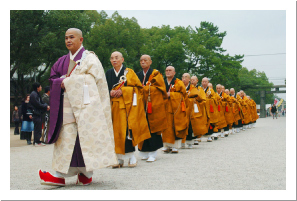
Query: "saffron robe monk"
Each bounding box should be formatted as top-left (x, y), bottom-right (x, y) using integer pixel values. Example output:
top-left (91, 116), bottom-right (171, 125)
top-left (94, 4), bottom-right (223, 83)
top-left (181, 73), bottom-right (208, 148)
top-left (136, 55), bottom-right (167, 162)
top-left (248, 96), bottom-right (258, 128)
top-left (190, 75), bottom-right (208, 144)
top-left (106, 51), bottom-right (151, 168)
top-left (202, 79), bottom-right (219, 142)
top-left (238, 90), bottom-right (251, 130)
top-left (215, 84), bottom-right (227, 138)
top-left (220, 85), bottom-right (231, 136)
top-left (247, 96), bottom-right (258, 128)
top-left (162, 66), bottom-right (188, 154)
top-left (223, 88), bottom-right (236, 135)
top-left (230, 88), bottom-right (243, 133)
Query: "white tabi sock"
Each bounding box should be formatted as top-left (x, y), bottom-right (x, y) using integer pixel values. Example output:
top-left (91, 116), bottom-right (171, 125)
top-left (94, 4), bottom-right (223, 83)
top-left (139, 151), bottom-right (149, 159)
top-left (129, 154), bottom-right (137, 164)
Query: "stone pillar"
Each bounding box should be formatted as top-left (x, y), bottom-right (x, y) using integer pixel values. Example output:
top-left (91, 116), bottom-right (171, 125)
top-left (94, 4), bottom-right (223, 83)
top-left (260, 90), bottom-right (266, 118)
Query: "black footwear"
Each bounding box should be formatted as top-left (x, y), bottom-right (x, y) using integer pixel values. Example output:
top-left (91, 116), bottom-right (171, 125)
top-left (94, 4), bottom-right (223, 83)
top-left (27, 141), bottom-right (32, 145)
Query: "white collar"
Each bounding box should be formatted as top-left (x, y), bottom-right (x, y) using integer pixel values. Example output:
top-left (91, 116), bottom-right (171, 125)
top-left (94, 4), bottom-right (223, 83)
top-left (114, 65), bottom-right (123, 77)
top-left (186, 83), bottom-right (190, 89)
top-left (69, 45), bottom-right (83, 60)
top-left (143, 68), bottom-right (150, 76)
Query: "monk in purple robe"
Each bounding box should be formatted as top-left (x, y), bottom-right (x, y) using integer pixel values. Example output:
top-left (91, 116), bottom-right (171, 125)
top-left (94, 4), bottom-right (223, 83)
top-left (38, 28), bottom-right (117, 186)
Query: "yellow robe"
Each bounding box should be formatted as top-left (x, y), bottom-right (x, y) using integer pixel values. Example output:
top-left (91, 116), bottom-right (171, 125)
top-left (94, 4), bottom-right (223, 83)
top-left (142, 69), bottom-right (168, 134)
top-left (215, 92), bottom-right (227, 129)
top-left (250, 99), bottom-right (259, 121)
top-left (205, 88), bottom-right (219, 125)
top-left (111, 68), bottom-right (151, 155)
top-left (162, 78), bottom-right (188, 144)
top-left (240, 96), bottom-right (251, 124)
top-left (222, 93), bottom-right (235, 127)
top-left (182, 85), bottom-right (208, 143)
top-left (231, 96), bottom-right (242, 124)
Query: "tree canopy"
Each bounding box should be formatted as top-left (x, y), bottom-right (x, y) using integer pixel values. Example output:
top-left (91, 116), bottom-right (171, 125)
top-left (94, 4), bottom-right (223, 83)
top-left (10, 10), bottom-right (275, 105)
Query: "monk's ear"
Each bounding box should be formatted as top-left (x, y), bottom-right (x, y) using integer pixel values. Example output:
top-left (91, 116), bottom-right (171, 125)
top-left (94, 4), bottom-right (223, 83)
top-left (80, 37), bottom-right (84, 44)
top-left (121, 57), bottom-right (124, 63)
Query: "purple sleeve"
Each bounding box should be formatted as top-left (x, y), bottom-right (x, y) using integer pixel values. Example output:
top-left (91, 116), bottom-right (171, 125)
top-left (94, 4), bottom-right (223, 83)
top-left (47, 60), bottom-right (65, 144)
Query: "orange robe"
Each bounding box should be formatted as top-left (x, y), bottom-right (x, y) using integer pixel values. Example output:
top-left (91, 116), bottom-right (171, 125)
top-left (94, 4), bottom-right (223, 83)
top-left (215, 92), bottom-right (227, 130)
top-left (240, 96), bottom-right (251, 124)
top-left (205, 88), bottom-right (219, 125)
top-left (222, 93), bottom-right (235, 128)
top-left (231, 95), bottom-right (242, 124)
top-left (162, 78), bottom-right (188, 144)
top-left (249, 98), bottom-right (258, 122)
top-left (182, 85), bottom-right (208, 143)
top-left (142, 69), bottom-right (168, 134)
top-left (111, 68), bottom-right (151, 154)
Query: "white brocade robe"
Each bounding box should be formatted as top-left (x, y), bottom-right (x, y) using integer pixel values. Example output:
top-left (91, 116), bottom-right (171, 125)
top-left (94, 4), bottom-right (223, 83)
top-left (52, 50), bottom-right (118, 174)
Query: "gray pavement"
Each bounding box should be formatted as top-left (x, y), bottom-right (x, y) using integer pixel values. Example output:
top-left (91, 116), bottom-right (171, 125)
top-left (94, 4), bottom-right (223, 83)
top-left (10, 116), bottom-right (286, 190)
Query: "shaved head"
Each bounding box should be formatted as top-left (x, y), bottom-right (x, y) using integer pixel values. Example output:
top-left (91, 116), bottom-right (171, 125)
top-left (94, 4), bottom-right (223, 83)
top-left (225, 89), bottom-right (230, 95)
top-left (110, 51), bottom-right (124, 69)
top-left (65, 28), bottom-right (83, 54)
top-left (191, 76), bottom-right (198, 86)
top-left (140, 54), bottom-right (152, 71)
top-left (239, 90), bottom-right (244, 97)
top-left (66, 28), bottom-right (83, 37)
top-left (230, 88), bottom-right (235, 95)
top-left (216, 84), bottom-right (222, 93)
top-left (112, 51), bottom-right (123, 58)
top-left (208, 83), bottom-right (213, 89)
top-left (165, 66), bottom-right (176, 79)
top-left (202, 77), bottom-right (209, 89)
top-left (141, 54), bottom-right (151, 60)
top-left (182, 73), bottom-right (191, 87)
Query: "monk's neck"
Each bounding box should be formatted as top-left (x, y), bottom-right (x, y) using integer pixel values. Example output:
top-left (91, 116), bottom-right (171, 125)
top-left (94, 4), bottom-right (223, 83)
top-left (114, 65), bottom-right (122, 73)
top-left (167, 77), bottom-right (173, 84)
top-left (143, 67), bottom-right (150, 74)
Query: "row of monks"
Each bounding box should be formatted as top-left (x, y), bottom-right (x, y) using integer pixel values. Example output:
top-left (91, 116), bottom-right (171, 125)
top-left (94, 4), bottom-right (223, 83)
top-left (106, 51), bottom-right (259, 167)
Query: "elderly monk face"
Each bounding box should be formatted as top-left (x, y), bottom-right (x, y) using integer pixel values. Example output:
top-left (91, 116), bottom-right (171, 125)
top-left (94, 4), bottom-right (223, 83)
top-left (225, 89), bottom-right (230, 95)
top-left (191, 76), bottom-right (198, 86)
top-left (182, 73), bottom-right (191, 87)
top-left (216, 85), bottom-right (222, 93)
top-left (202, 77), bottom-right (209, 88)
top-left (240, 90), bottom-right (244, 97)
top-left (221, 85), bottom-right (225, 91)
top-left (140, 55), bottom-right (152, 70)
top-left (208, 83), bottom-right (213, 89)
top-left (165, 66), bottom-right (176, 78)
top-left (65, 28), bottom-right (83, 55)
top-left (230, 88), bottom-right (235, 95)
top-left (110, 51), bottom-right (124, 69)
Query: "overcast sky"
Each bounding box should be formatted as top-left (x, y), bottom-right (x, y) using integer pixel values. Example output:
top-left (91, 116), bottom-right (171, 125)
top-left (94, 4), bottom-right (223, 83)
top-left (101, 10), bottom-right (286, 100)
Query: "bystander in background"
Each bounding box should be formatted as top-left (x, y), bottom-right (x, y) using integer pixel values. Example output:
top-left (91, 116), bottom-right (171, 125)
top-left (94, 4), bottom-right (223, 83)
top-left (20, 95), bottom-right (34, 145)
top-left (12, 106), bottom-right (20, 135)
top-left (29, 82), bottom-right (49, 146)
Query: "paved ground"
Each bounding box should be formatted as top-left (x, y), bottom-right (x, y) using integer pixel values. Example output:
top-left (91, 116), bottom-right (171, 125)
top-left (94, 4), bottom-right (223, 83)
top-left (10, 116), bottom-right (286, 190)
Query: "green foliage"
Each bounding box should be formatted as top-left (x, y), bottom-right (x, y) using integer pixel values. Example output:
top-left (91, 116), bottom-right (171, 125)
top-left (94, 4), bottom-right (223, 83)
top-left (10, 10), bottom-right (277, 107)
top-left (238, 67), bottom-right (274, 104)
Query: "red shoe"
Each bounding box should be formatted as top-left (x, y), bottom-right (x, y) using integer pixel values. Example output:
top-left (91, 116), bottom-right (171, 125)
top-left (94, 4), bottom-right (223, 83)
top-left (39, 170), bottom-right (65, 186)
top-left (76, 173), bottom-right (92, 185)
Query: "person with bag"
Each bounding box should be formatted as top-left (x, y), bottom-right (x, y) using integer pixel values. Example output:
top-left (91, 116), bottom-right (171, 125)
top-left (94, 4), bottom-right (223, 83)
top-left (20, 95), bottom-right (34, 144)
top-left (29, 82), bottom-right (50, 146)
